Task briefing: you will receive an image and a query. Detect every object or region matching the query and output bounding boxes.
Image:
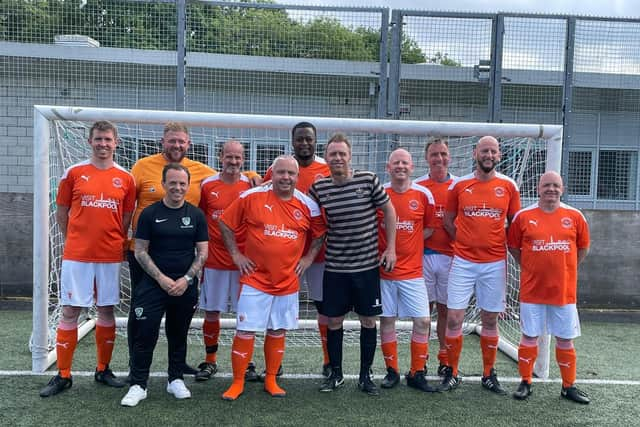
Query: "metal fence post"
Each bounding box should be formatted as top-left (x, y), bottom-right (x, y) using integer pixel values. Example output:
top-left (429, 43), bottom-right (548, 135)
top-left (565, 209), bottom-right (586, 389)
top-left (489, 14), bottom-right (504, 123)
top-left (561, 17), bottom-right (576, 192)
top-left (377, 8), bottom-right (390, 119)
top-left (387, 10), bottom-right (403, 120)
top-left (176, 0), bottom-right (186, 111)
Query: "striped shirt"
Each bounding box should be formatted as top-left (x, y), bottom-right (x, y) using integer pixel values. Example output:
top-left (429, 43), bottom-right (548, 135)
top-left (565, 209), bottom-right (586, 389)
top-left (310, 170), bottom-right (390, 273)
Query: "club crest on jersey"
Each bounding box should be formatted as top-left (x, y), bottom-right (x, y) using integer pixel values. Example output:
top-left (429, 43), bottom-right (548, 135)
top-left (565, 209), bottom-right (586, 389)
top-left (112, 177), bottom-right (123, 188)
top-left (294, 209), bottom-right (303, 220)
top-left (561, 217), bottom-right (573, 228)
top-left (181, 217), bottom-right (191, 226)
top-left (409, 200), bottom-right (419, 210)
top-left (135, 307), bottom-right (144, 318)
top-left (494, 186), bottom-right (505, 197)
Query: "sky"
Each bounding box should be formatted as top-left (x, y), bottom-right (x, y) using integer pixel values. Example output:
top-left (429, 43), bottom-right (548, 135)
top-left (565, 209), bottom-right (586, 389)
top-left (278, 0), bottom-right (640, 19)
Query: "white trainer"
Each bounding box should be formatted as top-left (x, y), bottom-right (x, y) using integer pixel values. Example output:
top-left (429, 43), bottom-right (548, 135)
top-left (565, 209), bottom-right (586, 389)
top-left (121, 385), bottom-right (147, 407)
top-left (166, 379), bottom-right (191, 399)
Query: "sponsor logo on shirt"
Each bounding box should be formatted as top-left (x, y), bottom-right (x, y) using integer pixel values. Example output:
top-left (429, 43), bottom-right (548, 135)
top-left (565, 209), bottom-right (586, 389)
top-left (396, 218), bottom-right (415, 232)
top-left (211, 209), bottom-right (224, 220)
top-left (435, 205), bottom-right (445, 218)
top-left (531, 237), bottom-right (571, 253)
top-left (80, 193), bottom-right (119, 211)
top-left (264, 224), bottom-right (299, 240)
top-left (462, 205), bottom-right (503, 219)
top-left (210, 191), bottom-right (219, 199)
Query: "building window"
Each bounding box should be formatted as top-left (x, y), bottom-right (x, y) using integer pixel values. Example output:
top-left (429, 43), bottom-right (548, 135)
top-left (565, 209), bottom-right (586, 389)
top-left (567, 151), bottom-right (593, 197)
top-left (597, 150), bottom-right (637, 200)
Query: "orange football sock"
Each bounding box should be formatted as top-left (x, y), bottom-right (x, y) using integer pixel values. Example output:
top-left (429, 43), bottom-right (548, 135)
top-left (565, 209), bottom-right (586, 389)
top-left (203, 319), bottom-right (220, 364)
top-left (438, 348), bottom-right (449, 366)
top-left (410, 339), bottom-right (429, 375)
top-left (56, 327), bottom-right (77, 378)
top-left (381, 340), bottom-right (399, 372)
top-left (556, 347), bottom-right (577, 388)
top-left (95, 324), bottom-right (116, 371)
top-left (445, 334), bottom-right (463, 377)
top-left (264, 334), bottom-right (286, 397)
top-left (480, 335), bottom-right (500, 377)
top-left (517, 344), bottom-right (538, 384)
top-left (222, 334), bottom-right (254, 401)
top-left (318, 323), bottom-right (330, 365)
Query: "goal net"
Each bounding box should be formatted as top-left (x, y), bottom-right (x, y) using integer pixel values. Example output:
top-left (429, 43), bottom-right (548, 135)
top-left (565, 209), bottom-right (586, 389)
top-left (31, 106), bottom-right (562, 376)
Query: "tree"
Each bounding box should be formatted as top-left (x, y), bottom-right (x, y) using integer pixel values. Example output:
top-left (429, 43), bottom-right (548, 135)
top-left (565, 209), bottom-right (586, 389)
top-left (427, 51), bottom-right (461, 66)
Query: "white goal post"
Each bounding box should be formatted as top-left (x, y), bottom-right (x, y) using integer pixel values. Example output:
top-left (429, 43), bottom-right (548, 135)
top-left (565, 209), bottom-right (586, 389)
top-left (32, 105), bottom-right (562, 376)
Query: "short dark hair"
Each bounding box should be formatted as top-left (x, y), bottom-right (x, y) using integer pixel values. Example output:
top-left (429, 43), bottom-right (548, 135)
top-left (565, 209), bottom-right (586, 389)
top-left (425, 137), bottom-right (449, 154)
top-left (89, 120), bottom-right (118, 140)
top-left (162, 162), bottom-right (191, 183)
top-left (326, 133), bottom-right (351, 151)
top-left (291, 121), bottom-right (317, 140)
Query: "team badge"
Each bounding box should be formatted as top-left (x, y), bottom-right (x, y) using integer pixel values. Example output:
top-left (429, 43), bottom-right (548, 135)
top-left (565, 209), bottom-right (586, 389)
top-left (409, 200), bottom-right (419, 210)
top-left (112, 177), bottom-right (123, 188)
top-left (294, 209), bottom-right (303, 220)
top-left (149, 186), bottom-right (156, 193)
top-left (135, 307), bottom-right (144, 318)
top-left (561, 217), bottom-right (573, 228)
top-left (494, 186), bottom-right (505, 197)
top-left (182, 217), bottom-right (191, 226)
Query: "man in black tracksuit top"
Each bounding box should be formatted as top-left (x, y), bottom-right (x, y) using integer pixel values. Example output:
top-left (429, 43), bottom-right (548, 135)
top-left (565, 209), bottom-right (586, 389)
top-left (121, 163), bottom-right (208, 407)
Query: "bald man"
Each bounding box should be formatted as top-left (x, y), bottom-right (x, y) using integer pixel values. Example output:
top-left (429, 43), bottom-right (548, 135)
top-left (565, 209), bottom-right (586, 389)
top-left (378, 149), bottom-right (437, 392)
top-left (440, 136), bottom-right (521, 394)
top-left (508, 171), bottom-right (591, 404)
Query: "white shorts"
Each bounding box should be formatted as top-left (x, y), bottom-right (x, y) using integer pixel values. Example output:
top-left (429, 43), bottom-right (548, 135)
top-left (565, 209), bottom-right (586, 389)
top-left (447, 256), bottom-right (506, 313)
top-left (423, 253), bottom-right (452, 305)
top-left (520, 303), bottom-right (581, 340)
top-left (200, 268), bottom-right (240, 312)
top-left (60, 260), bottom-right (121, 307)
top-left (236, 284), bottom-right (299, 332)
top-left (380, 278), bottom-right (430, 318)
top-left (302, 262), bottom-right (324, 302)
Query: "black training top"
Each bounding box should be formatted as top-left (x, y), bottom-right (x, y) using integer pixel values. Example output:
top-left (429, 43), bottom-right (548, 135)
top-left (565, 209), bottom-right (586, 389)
top-left (135, 200), bottom-right (208, 280)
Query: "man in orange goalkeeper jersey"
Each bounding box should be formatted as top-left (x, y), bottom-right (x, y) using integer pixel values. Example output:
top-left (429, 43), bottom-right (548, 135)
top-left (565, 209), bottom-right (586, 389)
top-left (508, 171), bottom-right (591, 404)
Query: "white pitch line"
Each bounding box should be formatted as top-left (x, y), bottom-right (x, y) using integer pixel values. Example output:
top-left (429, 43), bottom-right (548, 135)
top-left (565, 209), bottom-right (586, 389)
top-left (1, 371), bottom-right (639, 385)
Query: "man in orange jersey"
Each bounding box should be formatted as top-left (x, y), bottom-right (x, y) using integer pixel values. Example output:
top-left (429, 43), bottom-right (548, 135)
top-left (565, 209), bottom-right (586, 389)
top-left (126, 123), bottom-right (261, 376)
top-left (40, 121), bottom-right (136, 397)
top-left (219, 156), bottom-right (326, 401)
top-left (378, 149), bottom-right (438, 392)
top-left (508, 171), bottom-right (590, 404)
top-left (262, 122), bottom-right (332, 379)
top-left (440, 136), bottom-right (521, 394)
top-left (415, 137), bottom-right (455, 376)
top-left (194, 140), bottom-right (252, 381)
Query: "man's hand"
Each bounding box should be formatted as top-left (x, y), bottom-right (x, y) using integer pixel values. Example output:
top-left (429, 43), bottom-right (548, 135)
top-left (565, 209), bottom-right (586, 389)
top-left (169, 277), bottom-right (189, 296)
top-left (379, 248), bottom-right (397, 272)
top-left (296, 255), bottom-right (313, 277)
top-left (232, 252), bottom-right (256, 276)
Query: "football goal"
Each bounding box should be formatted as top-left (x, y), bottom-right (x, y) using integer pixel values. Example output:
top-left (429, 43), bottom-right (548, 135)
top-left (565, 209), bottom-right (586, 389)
top-left (31, 105), bottom-right (562, 377)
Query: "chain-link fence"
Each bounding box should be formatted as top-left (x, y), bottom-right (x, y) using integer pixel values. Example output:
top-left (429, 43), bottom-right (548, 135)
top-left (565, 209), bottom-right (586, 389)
top-left (1, 1), bottom-right (640, 208)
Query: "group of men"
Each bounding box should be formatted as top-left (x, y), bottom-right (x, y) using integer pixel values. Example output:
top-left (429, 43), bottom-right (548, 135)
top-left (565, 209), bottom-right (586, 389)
top-left (40, 119), bottom-right (591, 407)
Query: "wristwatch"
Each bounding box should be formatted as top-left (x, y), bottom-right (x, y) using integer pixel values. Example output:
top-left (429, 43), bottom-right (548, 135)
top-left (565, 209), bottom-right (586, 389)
top-left (183, 274), bottom-right (194, 286)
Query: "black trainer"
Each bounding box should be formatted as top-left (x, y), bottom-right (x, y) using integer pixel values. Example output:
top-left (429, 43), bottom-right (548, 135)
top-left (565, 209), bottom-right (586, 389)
top-left (322, 363), bottom-right (332, 378)
top-left (481, 368), bottom-right (507, 395)
top-left (438, 366), bottom-right (461, 391)
top-left (406, 370), bottom-right (438, 393)
top-left (437, 364), bottom-right (448, 377)
top-left (245, 362), bottom-right (259, 382)
top-left (95, 367), bottom-right (126, 388)
top-left (381, 367), bottom-right (400, 389)
top-left (513, 380), bottom-right (532, 400)
top-left (40, 374), bottom-right (72, 397)
top-left (195, 362), bottom-right (218, 381)
top-left (357, 371), bottom-right (379, 396)
top-left (319, 372), bottom-right (345, 392)
top-left (561, 386), bottom-right (590, 404)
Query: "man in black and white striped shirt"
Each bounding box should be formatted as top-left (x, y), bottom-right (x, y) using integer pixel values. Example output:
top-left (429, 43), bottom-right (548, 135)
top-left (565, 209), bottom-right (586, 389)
top-left (310, 133), bottom-right (397, 396)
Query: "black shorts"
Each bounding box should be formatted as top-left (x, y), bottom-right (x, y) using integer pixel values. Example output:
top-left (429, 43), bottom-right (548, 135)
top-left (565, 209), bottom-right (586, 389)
top-left (320, 267), bottom-right (382, 317)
